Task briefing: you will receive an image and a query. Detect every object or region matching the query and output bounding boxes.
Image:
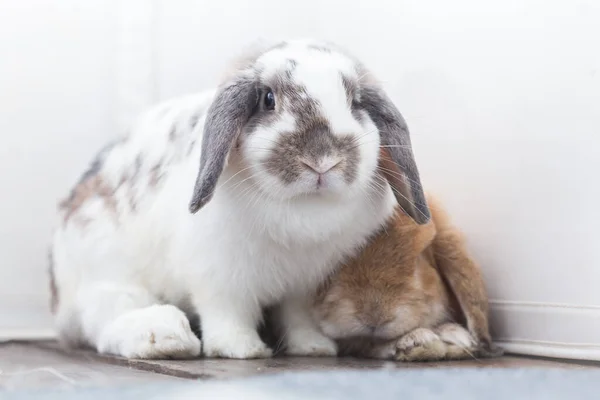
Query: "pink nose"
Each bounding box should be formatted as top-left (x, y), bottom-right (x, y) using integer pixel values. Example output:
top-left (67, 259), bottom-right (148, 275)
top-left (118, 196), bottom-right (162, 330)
top-left (300, 158), bottom-right (342, 175)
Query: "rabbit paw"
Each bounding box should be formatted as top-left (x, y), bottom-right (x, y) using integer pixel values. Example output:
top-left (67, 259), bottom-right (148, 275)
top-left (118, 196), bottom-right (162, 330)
top-left (97, 305), bottom-right (201, 359)
top-left (203, 330), bottom-right (272, 359)
top-left (286, 329), bottom-right (338, 356)
top-left (394, 328), bottom-right (447, 362)
top-left (435, 323), bottom-right (476, 360)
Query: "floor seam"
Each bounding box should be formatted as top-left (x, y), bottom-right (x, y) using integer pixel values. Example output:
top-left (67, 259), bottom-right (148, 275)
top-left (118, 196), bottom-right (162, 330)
top-left (16, 340), bottom-right (212, 380)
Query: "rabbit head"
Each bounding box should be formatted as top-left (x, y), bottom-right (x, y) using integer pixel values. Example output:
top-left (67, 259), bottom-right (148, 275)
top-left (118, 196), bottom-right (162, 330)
top-left (189, 39), bottom-right (430, 224)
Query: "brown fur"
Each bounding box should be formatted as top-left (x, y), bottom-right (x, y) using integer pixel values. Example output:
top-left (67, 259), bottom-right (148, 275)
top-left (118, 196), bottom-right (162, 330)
top-left (312, 193), bottom-right (502, 360)
top-left (59, 144), bottom-right (165, 226)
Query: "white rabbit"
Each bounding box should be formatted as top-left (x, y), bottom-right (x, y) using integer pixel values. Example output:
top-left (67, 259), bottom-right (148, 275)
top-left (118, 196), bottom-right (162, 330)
top-left (49, 39), bottom-right (430, 359)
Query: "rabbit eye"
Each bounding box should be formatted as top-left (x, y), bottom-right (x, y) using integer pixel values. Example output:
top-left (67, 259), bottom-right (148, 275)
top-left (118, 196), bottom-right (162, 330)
top-left (264, 90), bottom-right (275, 110)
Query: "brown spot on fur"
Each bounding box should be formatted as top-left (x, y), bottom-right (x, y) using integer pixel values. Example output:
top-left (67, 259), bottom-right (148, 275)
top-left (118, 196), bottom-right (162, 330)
top-left (48, 250), bottom-right (58, 314)
top-left (59, 141), bottom-right (124, 224)
top-left (60, 175), bottom-right (118, 224)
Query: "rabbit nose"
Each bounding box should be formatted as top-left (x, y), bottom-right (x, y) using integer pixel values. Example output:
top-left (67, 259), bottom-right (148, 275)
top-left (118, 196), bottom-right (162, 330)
top-left (362, 314), bottom-right (393, 336)
top-left (300, 157), bottom-right (342, 175)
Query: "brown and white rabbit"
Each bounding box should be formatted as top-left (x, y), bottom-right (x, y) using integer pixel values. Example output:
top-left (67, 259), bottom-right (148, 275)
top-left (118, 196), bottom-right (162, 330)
top-left (312, 163), bottom-right (502, 361)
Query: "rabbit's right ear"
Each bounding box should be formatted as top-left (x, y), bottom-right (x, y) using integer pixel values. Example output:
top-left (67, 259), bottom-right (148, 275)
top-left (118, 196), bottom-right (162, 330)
top-left (360, 84), bottom-right (430, 225)
top-left (189, 75), bottom-right (258, 214)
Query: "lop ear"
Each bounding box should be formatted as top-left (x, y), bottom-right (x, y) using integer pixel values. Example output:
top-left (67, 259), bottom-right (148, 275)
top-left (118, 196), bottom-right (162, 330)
top-left (189, 76), bottom-right (258, 213)
top-left (361, 85), bottom-right (430, 224)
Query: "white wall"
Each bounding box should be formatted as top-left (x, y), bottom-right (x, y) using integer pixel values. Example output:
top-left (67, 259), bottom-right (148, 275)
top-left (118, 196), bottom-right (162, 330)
top-left (0, 1), bottom-right (119, 336)
top-left (1, 0), bottom-right (599, 358)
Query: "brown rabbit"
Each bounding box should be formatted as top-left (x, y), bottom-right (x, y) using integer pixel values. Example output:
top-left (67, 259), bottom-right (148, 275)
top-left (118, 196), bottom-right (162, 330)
top-left (311, 171), bottom-right (502, 361)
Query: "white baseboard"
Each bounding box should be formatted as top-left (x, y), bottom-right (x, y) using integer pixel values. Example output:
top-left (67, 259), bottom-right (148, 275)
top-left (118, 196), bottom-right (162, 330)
top-left (495, 339), bottom-right (600, 361)
top-left (490, 300), bottom-right (600, 361)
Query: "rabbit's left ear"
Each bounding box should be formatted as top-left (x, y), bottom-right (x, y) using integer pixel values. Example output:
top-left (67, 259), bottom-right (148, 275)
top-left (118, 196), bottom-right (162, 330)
top-left (189, 76), bottom-right (258, 213)
top-left (360, 85), bottom-right (430, 224)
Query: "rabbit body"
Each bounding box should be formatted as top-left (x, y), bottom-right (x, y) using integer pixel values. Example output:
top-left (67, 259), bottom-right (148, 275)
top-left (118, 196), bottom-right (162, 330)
top-left (312, 194), bottom-right (501, 361)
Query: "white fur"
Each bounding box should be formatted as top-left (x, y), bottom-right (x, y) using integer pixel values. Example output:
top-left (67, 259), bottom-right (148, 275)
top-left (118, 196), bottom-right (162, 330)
top-left (276, 297), bottom-right (337, 356)
top-left (96, 304), bottom-right (201, 359)
top-left (51, 42), bottom-right (397, 359)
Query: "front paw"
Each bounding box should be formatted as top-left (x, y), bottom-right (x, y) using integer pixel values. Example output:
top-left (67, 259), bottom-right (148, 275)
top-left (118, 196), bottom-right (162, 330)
top-left (98, 305), bottom-right (201, 359)
top-left (286, 330), bottom-right (338, 357)
top-left (203, 330), bottom-right (272, 359)
top-left (394, 328), bottom-right (446, 362)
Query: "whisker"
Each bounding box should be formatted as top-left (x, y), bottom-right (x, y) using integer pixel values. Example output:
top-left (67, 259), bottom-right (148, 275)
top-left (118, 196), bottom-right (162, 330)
top-left (224, 172), bottom-right (265, 194)
top-left (353, 128), bottom-right (379, 142)
top-left (368, 179), bottom-right (388, 195)
top-left (376, 166), bottom-right (424, 190)
top-left (450, 340), bottom-right (479, 361)
top-left (273, 326), bottom-right (289, 356)
top-left (244, 147), bottom-right (276, 151)
top-left (385, 183), bottom-right (429, 220)
top-left (217, 165), bottom-right (256, 191)
top-left (356, 71), bottom-right (370, 84)
top-left (375, 168), bottom-right (442, 214)
top-left (251, 135), bottom-right (280, 146)
top-left (350, 129), bottom-right (379, 144)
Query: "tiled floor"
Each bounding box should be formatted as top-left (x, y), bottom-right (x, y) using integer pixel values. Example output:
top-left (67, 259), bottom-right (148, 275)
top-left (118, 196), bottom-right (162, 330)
top-left (1, 341), bottom-right (597, 390)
